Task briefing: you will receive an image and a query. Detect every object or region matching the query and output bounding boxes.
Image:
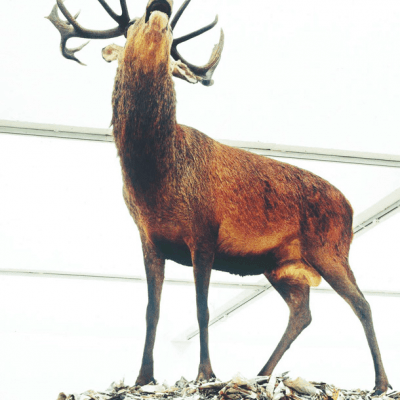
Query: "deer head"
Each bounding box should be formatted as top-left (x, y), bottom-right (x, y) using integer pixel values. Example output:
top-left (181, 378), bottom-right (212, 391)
top-left (46, 0), bottom-right (224, 86)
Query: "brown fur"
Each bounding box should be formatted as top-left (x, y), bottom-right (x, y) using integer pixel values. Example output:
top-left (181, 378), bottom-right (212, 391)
top-left (110, 4), bottom-right (389, 392)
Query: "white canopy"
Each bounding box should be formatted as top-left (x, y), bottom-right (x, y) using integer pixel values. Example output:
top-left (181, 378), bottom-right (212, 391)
top-left (0, 1), bottom-right (399, 399)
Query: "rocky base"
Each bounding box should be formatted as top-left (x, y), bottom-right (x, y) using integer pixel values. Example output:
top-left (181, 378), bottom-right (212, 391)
top-left (56, 373), bottom-right (399, 400)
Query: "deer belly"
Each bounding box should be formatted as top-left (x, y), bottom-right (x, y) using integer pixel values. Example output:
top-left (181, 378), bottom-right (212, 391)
top-left (215, 222), bottom-right (321, 284)
top-left (213, 252), bottom-right (275, 276)
top-left (216, 221), bottom-right (296, 256)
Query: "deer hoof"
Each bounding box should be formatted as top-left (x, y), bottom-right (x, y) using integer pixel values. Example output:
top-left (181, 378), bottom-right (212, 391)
top-left (195, 369), bottom-right (216, 383)
top-left (135, 375), bottom-right (156, 386)
top-left (372, 382), bottom-right (391, 396)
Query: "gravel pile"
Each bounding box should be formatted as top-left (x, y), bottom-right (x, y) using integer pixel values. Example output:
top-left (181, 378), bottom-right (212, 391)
top-left (56, 373), bottom-right (399, 400)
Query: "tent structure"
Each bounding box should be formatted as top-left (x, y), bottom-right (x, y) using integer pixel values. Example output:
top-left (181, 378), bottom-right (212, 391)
top-left (0, 1), bottom-right (399, 400)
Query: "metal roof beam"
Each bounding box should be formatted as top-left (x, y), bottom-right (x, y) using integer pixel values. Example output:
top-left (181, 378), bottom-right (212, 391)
top-left (219, 139), bottom-right (400, 168)
top-left (0, 269), bottom-right (265, 290)
top-left (1, 119), bottom-right (400, 167)
top-left (353, 187), bottom-right (400, 237)
top-left (0, 119), bottom-right (113, 142)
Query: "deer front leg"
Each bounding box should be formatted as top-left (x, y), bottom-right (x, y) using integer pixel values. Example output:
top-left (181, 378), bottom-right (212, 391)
top-left (135, 244), bottom-right (165, 386)
top-left (192, 250), bottom-right (216, 382)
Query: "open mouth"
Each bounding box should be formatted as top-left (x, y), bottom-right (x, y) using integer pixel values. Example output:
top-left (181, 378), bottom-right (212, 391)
top-left (145, 0), bottom-right (172, 23)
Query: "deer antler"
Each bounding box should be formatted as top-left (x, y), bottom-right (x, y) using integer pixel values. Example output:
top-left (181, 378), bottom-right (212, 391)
top-left (46, 0), bottom-right (130, 65)
top-left (170, 0), bottom-right (224, 86)
top-left (47, 0), bottom-right (223, 84)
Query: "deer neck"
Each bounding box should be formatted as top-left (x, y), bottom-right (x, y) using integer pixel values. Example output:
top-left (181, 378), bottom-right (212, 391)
top-left (112, 57), bottom-right (178, 194)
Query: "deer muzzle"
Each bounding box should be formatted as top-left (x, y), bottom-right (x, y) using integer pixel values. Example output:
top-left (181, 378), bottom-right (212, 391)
top-left (147, 11), bottom-right (170, 32)
top-left (145, 0), bottom-right (173, 23)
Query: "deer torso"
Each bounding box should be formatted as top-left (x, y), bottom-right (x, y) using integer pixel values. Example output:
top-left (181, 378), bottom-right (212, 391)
top-left (110, 10), bottom-right (352, 280)
top-left (112, 58), bottom-right (351, 280)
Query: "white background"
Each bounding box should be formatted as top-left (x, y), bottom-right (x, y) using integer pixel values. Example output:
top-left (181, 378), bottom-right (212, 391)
top-left (0, 0), bottom-right (399, 399)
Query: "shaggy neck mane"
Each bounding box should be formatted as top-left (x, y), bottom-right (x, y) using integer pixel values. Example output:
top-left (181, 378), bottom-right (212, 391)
top-left (112, 59), bottom-right (177, 194)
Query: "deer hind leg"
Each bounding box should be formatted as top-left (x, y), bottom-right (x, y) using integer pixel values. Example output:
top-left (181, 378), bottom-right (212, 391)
top-left (135, 244), bottom-right (165, 386)
top-left (258, 270), bottom-right (312, 377)
top-left (192, 249), bottom-right (216, 382)
top-left (313, 259), bottom-right (389, 394)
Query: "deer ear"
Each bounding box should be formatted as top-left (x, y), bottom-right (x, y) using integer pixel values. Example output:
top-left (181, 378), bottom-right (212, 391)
top-left (171, 59), bottom-right (201, 84)
top-left (102, 44), bottom-right (124, 63)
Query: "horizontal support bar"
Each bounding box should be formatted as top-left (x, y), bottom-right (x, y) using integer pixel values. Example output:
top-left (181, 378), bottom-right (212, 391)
top-left (0, 120), bottom-right (113, 142)
top-left (221, 141), bottom-right (400, 168)
top-left (0, 269), bottom-right (265, 290)
top-left (1, 120), bottom-right (399, 167)
top-left (3, 268), bottom-right (398, 298)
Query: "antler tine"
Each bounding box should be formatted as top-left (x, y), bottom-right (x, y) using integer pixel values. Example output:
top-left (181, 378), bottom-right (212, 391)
top-left (169, 0), bottom-right (224, 85)
top-left (119, 0), bottom-right (130, 24)
top-left (173, 15), bottom-right (218, 46)
top-left (66, 10), bottom-right (80, 25)
top-left (97, 0), bottom-right (120, 23)
top-left (46, 4), bottom-right (85, 64)
top-left (171, 29), bottom-right (224, 86)
top-left (61, 38), bottom-right (90, 65)
top-left (55, 0), bottom-right (85, 32)
top-left (55, 0), bottom-right (124, 37)
top-left (97, 0), bottom-right (130, 26)
top-left (170, 0), bottom-right (191, 30)
top-left (46, 0), bottom-right (129, 64)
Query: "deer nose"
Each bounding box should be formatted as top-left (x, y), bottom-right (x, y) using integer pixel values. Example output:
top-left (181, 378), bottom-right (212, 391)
top-left (148, 10), bottom-right (170, 32)
top-left (145, 0), bottom-right (172, 23)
